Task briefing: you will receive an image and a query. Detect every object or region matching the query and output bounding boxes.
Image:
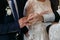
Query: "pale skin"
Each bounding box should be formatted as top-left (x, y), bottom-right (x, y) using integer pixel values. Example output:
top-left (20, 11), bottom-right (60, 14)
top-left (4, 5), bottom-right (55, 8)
top-left (18, 17), bottom-right (28, 28)
top-left (37, 0), bottom-right (46, 2)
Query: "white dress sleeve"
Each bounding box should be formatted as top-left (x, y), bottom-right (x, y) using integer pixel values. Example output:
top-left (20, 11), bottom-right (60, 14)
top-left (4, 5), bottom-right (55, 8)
top-left (42, 13), bottom-right (55, 22)
top-left (23, 1), bottom-right (28, 16)
top-left (23, 0), bottom-right (33, 16)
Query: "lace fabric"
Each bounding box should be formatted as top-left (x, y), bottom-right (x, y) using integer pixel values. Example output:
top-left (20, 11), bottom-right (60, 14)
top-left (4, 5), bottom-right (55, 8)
top-left (24, 0), bottom-right (53, 40)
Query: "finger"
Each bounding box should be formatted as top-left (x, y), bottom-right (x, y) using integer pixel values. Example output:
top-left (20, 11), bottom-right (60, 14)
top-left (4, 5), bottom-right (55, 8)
top-left (28, 13), bottom-right (36, 18)
top-left (20, 17), bottom-right (27, 23)
top-left (27, 14), bottom-right (37, 21)
top-left (26, 23), bottom-right (32, 26)
top-left (30, 14), bottom-right (33, 16)
top-left (27, 16), bottom-right (34, 22)
top-left (22, 17), bottom-right (27, 21)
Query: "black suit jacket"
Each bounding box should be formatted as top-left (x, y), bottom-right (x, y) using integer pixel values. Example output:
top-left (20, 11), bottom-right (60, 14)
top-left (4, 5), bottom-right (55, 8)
top-left (0, 0), bottom-right (27, 40)
top-left (50, 0), bottom-right (60, 22)
top-left (16, 0), bottom-right (27, 18)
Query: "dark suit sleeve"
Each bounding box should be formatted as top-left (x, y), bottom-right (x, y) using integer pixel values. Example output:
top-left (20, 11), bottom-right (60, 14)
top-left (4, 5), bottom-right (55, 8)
top-left (0, 21), bottom-right (20, 34)
top-left (50, 0), bottom-right (60, 22)
top-left (54, 11), bottom-right (60, 22)
top-left (16, 0), bottom-right (29, 34)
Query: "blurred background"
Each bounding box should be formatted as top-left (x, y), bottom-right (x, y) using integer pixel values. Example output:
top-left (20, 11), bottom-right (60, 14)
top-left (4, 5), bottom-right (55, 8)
top-left (59, 0), bottom-right (60, 4)
top-left (58, 0), bottom-right (60, 8)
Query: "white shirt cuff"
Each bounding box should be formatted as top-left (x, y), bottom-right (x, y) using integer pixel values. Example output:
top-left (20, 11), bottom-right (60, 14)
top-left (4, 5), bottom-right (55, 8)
top-left (43, 13), bottom-right (55, 22)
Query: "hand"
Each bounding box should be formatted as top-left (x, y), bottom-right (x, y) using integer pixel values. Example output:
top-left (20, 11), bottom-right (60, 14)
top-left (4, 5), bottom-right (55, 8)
top-left (18, 17), bottom-right (27, 28)
top-left (27, 13), bottom-right (42, 25)
top-left (18, 17), bottom-right (31, 28)
top-left (27, 11), bottom-right (48, 24)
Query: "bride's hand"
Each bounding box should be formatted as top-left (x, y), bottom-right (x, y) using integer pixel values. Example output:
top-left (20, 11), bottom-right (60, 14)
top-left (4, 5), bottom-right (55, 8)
top-left (27, 11), bottom-right (49, 24)
top-left (27, 13), bottom-right (41, 25)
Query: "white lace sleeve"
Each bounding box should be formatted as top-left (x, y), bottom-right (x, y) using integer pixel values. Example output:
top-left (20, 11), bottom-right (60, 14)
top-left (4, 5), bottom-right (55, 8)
top-left (42, 13), bottom-right (55, 22)
top-left (23, 0), bottom-right (33, 16)
top-left (23, 1), bottom-right (28, 16)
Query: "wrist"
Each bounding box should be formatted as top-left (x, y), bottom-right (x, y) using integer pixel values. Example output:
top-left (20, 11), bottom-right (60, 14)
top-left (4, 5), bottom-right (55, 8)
top-left (18, 20), bottom-right (23, 28)
top-left (41, 15), bottom-right (44, 22)
top-left (37, 13), bottom-right (44, 22)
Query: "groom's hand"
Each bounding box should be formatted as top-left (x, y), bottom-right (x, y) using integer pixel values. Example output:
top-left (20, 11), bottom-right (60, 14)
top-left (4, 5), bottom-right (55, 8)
top-left (18, 17), bottom-right (31, 28)
top-left (18, 17), bottom-right (28, 28)
top-left (27, 11), bottom-right (48, 24)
